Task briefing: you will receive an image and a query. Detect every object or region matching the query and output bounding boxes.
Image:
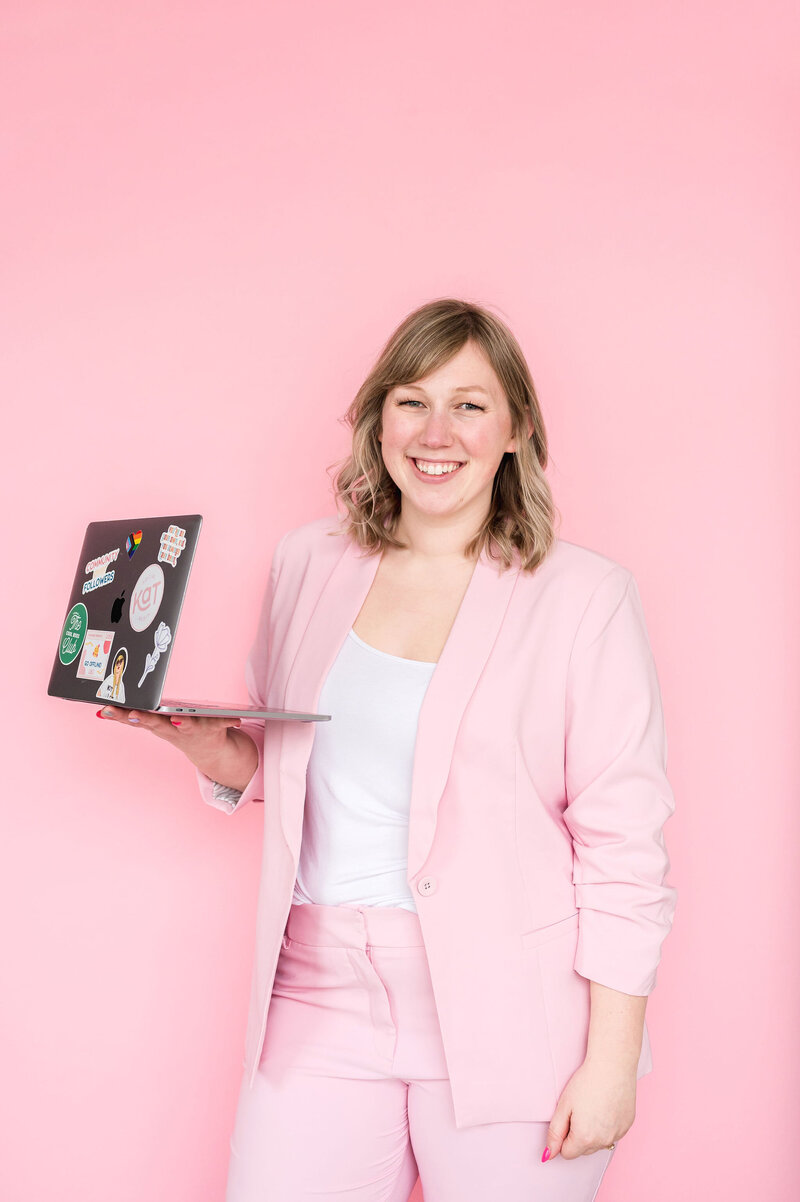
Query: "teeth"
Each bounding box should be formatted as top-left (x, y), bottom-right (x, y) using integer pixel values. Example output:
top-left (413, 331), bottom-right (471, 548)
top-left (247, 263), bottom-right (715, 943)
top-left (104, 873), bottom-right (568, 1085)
top-left (413, 459), bottom-right (462, 475)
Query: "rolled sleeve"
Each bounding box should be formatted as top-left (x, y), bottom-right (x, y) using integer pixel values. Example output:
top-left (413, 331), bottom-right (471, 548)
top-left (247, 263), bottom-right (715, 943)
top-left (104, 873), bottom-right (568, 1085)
top-left (563, 566), bottom-right (678, 996)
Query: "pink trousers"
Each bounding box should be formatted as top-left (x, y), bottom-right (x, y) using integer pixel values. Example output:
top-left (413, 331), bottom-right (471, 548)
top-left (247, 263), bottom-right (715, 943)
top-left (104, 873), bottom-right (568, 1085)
top-left (225, 902), bottom-right (617, 1202)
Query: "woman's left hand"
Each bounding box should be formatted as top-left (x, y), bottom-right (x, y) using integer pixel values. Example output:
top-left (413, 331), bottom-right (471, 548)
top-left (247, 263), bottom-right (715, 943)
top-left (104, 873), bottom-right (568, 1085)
top-left (543, 1057), bottom-right (636, 1161)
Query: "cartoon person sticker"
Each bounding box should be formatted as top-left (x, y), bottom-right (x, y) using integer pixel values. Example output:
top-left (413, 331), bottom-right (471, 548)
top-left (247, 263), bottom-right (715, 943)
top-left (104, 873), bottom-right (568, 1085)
top-left (96, 647), bottom-right (128, 703)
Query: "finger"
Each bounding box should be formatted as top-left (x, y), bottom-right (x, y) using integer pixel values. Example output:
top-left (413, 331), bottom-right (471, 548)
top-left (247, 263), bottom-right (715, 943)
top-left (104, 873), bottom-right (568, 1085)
top-left (96, 706), bottom-right (131, 724)
top-left (97, 707), bottom-right (174, 736)
top-left (165, 715), bottom-right (196, 733)
top-left (167, 715), bottom-right (243, 734)
top-left (125, 710), bottom-right (179, 736)
top-left (543, 1116), bottom-right (568, 1162)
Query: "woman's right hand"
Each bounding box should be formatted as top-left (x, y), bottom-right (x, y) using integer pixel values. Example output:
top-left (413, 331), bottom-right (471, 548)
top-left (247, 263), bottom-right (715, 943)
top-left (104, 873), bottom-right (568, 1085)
top-left (96, 705), bottom-right (259, 793)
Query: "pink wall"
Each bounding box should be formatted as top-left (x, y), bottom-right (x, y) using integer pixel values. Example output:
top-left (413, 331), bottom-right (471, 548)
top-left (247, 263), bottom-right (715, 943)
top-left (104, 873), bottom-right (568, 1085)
top-left (2, 2), bottom-right (798, 1199)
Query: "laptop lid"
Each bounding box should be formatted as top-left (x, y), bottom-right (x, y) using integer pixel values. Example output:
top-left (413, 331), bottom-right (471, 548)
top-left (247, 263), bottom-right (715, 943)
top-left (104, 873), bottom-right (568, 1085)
top-left (48, 515), bottom-right (202, 711)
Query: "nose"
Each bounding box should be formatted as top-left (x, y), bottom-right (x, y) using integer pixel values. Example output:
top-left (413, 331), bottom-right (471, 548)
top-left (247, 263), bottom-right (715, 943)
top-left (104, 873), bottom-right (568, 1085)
top-left (419, 410), bottom-right (454, 447)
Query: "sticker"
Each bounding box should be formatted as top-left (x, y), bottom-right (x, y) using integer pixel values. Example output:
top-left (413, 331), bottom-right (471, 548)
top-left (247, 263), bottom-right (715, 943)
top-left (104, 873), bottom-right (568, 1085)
top-left (58, 602), bottom-right (88, 665)
top-left (138, 621), bottom-right (172, 687)
top-left (96, 646), bottom-right (128, 702)
top-left (82, 547), bottom-right (119, 595)
top-left (126, 530), bottom-right (142, 559)
top-left (110, 589), bottom-right (126, 623)
top-left (158, 525), bottom-right (186, 567)
top-left (129, 563), bottom-right (165, 632)
top-left (76, 630), bottom-right (114, 681)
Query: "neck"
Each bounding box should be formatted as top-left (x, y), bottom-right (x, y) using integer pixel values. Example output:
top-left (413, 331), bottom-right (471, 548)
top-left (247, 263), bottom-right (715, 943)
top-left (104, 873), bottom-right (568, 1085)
top-left (393, 504), bottom-right (487, 562)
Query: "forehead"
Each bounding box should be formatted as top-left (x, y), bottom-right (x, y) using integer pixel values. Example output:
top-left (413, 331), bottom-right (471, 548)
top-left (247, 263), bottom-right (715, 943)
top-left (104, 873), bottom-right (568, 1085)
top-left (393, 342), bottom-right (502, 395)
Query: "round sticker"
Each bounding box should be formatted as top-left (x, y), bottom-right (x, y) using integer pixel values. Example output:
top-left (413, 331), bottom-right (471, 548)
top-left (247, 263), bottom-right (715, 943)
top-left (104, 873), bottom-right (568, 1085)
top-left (129, 563), bottom-right (165, 632)
top-left (59, 602), bottom-right (88, 665)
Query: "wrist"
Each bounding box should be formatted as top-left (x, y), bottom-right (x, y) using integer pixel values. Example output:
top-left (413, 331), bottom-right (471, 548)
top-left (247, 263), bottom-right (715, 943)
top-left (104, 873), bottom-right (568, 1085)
top-left (584, 1048), bottom-right (640, 1076)
top-left (190, 727), bottom-right (257, 790)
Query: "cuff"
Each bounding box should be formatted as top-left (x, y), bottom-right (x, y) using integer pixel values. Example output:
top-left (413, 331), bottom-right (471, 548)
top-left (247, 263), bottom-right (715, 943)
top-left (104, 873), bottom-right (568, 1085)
top-left (195, 721), bottom-right (264, 815)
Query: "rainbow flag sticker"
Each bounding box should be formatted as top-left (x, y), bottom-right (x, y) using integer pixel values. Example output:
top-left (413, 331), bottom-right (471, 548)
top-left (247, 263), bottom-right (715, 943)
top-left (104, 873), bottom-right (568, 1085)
top-left (126, 530), bottom-right (143, 559)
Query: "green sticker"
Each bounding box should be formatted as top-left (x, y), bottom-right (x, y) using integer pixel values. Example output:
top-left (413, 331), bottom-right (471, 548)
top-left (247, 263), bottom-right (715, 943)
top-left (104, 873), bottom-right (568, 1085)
top-left (59, 602), bottom-right (88, 665)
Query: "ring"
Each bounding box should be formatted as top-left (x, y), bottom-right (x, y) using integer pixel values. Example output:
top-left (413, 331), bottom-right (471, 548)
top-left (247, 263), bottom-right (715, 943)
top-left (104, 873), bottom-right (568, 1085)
top-left (606, 1143), bottom-right (616, 1150)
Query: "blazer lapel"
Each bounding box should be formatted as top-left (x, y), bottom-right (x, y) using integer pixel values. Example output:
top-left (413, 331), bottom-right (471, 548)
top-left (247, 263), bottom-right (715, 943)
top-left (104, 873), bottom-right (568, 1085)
top-left (405, 547), bottom-right (521, 876)
top-left (278, 532), bottom-right (522, 880)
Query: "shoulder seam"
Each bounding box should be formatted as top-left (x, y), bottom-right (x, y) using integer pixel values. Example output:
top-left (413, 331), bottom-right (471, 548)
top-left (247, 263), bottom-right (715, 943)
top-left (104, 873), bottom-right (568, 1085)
top-left (565, 565), bottom-right (633, 673)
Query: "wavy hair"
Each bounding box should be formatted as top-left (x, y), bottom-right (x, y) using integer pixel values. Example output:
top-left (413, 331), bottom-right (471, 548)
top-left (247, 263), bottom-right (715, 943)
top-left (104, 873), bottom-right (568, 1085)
top-left (327, 298), bottom-right (560, 573)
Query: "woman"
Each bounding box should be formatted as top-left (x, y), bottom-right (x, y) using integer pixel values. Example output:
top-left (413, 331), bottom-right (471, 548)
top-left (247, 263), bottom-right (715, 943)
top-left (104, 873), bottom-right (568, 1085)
top-left (98, 298), bottom-right (677, 1201)
top-left (96, 647), bottom-right (127, 703)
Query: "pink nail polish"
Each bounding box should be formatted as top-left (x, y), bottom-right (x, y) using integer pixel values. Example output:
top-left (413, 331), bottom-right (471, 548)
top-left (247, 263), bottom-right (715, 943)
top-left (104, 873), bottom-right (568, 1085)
top-left (96, 710), bottom-right (105, 719)
top-left (542, 1147), bottom-right (551, 1163)
top-left (170, 719), bottom-right (182, 726)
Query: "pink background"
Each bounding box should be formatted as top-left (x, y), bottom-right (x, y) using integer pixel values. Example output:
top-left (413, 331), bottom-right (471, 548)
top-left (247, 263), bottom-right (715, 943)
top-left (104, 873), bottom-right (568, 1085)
top-left (2, 2), bottom-right (798, 1199)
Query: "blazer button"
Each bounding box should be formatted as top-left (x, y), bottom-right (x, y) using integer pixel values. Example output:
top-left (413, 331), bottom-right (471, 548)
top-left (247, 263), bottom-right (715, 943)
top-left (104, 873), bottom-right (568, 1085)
top-left (417, 876), bottom-right (437, 896)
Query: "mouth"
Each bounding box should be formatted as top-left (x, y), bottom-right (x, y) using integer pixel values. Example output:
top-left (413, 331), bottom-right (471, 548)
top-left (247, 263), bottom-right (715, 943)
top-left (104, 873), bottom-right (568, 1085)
top-left (407, 456), bottom-right (466, 480)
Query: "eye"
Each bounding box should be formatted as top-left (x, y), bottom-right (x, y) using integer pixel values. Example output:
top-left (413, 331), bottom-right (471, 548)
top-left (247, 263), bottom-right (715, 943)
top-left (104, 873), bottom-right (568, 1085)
top-left (395, 397), bottom-right (485, 411)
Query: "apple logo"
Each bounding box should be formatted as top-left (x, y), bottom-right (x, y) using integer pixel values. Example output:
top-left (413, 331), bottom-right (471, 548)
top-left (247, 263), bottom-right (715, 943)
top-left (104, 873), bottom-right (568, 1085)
top-left (110, 590), bottom-right (126, 624)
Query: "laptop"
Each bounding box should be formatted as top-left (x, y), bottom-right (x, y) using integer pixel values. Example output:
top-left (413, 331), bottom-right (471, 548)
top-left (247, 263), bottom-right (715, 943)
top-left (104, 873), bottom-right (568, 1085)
top-left (47, 514), bottom-right (330, 722)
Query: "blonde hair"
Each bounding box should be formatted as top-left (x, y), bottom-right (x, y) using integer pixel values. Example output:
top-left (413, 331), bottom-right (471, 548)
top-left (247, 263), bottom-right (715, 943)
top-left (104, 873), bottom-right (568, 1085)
top-left (328, 298), bottom-right (560, 573)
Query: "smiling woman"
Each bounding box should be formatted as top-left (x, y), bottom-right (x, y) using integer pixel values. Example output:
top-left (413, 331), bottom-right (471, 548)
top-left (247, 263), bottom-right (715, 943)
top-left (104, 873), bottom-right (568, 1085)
top-left (93, 297), bottom-right (676, 1201)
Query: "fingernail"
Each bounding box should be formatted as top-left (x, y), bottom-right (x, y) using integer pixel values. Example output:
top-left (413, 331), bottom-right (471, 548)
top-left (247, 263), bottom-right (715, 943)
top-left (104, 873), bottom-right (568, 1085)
top-left (542, 1148), bottom-right (551, 1163)
top-left (128, 716), bottom-right (140, 723)
top-left (170, 719), bottom-right (182, 726)
top-left (96, 710), bottom-right (105, 719)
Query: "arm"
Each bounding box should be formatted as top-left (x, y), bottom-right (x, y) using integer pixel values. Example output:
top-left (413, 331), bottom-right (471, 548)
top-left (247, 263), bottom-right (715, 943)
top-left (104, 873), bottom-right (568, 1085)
top-left (94, 708), bottom-right (260, 803)
top-left (195, 530), bottom-right (288, 815)
top-left (563, 567), bottom-right (677, 999)
top-left (544, 566), bottom-right (677, 1162)
top-left (98, 532), bottom-right (289, 812)
top-left (191, 725), bottom-right (259, 792)
top-left (586, 982), bottom-right (647, 1070)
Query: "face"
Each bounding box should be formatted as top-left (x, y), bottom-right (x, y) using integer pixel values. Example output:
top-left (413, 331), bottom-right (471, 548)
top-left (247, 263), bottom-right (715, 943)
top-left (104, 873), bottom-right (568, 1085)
top-left (113, 655), bottom-right (124, 680)
top-left (379, 340), bottom-right (529, 529)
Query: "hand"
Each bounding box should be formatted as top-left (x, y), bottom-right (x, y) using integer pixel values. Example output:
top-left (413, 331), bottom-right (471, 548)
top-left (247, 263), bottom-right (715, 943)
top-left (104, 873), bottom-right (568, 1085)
top-left (96, 704), bottom-right (240, 748)
top-left (95, 704), bottom-right (251, 780)
top-left (543, 1057), bottom-right (636, 1162)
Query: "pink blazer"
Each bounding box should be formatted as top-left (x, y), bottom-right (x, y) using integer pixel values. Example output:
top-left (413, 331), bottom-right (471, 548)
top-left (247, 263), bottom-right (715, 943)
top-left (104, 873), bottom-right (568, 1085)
top-left (197, 515), bottom-right (678, 1128)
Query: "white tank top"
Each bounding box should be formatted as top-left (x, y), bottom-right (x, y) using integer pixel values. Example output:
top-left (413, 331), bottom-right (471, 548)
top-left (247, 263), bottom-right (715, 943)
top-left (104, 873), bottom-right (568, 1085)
top-left (291, 627), bottom-right (437, 914)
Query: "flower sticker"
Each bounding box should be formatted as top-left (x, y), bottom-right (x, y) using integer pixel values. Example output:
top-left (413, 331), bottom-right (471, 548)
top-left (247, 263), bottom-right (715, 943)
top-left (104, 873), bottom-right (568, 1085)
top-left (138, 621), bottom-right (172, 687)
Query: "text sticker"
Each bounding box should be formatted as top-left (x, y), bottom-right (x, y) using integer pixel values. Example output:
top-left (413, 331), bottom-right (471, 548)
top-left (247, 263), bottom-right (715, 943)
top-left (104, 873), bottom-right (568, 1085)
top-left (59, 602), bottom-right (88, 665)
top-left (158, 525), bottom-right (186, 567)
top-left (83, 548), bottom-right (119, 595)
top-left (76, 630), bottom-right (115, 681)
top-left (129, 563), bottom-right (165, 632)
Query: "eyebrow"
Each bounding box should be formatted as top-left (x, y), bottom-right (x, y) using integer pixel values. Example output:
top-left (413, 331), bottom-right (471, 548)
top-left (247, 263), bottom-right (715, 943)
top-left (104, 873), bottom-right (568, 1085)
top-left (400, 384), bottom-right (491, 397)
